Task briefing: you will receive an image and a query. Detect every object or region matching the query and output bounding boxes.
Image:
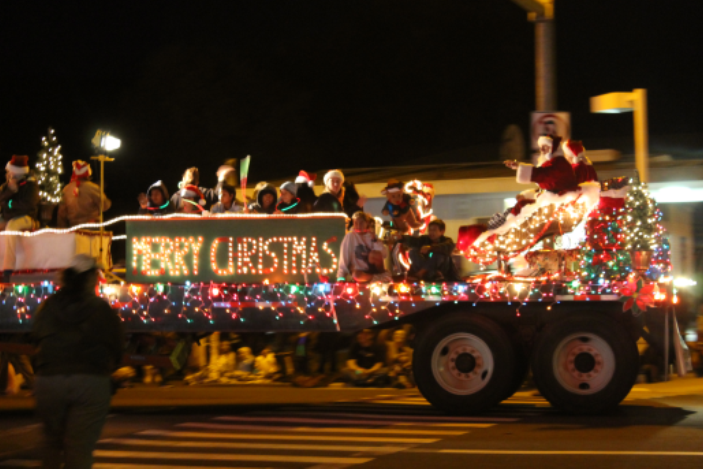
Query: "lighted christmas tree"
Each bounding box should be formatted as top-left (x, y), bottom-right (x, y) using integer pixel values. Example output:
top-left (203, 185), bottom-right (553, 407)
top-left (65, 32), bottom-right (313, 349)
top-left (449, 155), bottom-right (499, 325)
top-left (35, 127), bottom-right (64, 204)
top-left (624, 180), bottom-right (658, 251)
top-left (579, 206), bottom-right (632, 282)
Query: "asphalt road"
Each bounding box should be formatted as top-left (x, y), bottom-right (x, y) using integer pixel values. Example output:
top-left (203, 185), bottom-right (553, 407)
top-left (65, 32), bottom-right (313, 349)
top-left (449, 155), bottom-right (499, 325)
top-left (1, 383), bottom-right (703, 469)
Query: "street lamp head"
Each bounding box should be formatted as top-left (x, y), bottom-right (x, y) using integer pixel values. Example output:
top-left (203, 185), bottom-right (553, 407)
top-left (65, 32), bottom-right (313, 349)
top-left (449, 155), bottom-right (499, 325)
top-left (92, 130), bottom-right (121, 153)
top-left (590, 92), bottom-right (635, 114)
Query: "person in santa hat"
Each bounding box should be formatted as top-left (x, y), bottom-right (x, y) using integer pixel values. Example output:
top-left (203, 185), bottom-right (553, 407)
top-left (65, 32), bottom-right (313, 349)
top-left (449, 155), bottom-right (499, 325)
top-left (295, 170), bottom-right (318, 213)
top-left (562, 139), bottom-right (598, 184)
top-left (313, 169), bottom-right (364, 220)
top-left (0, 155), bottom-right (40, 280)
top-left (58, 160), bottom-right (111, 227)
top-left (169, 167), bottom-right (218, 211)
top-left (177, 184), bottom-right (207, 214)
top-left (505, 135), bottom-right (578, 194)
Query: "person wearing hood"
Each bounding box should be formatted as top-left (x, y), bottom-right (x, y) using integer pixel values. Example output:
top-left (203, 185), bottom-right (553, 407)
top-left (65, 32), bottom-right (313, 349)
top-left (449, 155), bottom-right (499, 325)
top-left (138, 180), bottom-right (175, 216)
top-left (32, 254), bottom-right (124, 469)
top-left (58, 160), bottom-right (111, 227)
top-left (275, 181), bottom-right (302, 214)
top-left (313, 169), bottom-right (364, 219)
top-left (211, 183), bottom-right (244, 214)
top-left (248, 182), bottom-right (277, 214)
top-left (0, 155), bottom-right (40, 281)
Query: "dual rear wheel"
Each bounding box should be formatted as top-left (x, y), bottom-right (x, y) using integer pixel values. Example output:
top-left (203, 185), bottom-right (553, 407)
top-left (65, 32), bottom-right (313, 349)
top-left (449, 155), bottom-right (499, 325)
top-left (413, 312), bottom-right (639, 414)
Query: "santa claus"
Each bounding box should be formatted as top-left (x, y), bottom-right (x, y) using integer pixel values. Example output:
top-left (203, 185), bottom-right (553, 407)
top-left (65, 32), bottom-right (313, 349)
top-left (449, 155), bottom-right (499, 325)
top-left (504, 135), bottom-right (579, 195)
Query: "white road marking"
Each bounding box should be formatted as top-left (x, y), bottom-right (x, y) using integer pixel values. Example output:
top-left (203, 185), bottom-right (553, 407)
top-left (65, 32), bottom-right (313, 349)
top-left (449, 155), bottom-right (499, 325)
top-left (93, 450), bottom-right (373, 465)
top-left (257, 410), bottom-right (519, 423)
top-left (214, 415), bottom-right (490, 427)
top-left (178, 422), bottom-right (466, 435)
top-left (139, 429), bottom-right (439, 444)
top-left (411, 449), bottom-right (703, 457)
top-left (393, 423), bottom-right (494, 428)
top-left (100, 438), bottom-right (410, 453)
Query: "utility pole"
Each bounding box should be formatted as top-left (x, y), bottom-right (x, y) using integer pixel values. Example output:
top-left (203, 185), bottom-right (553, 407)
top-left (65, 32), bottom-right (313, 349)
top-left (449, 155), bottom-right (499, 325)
top-left (511, 0), bottom-right (556, 111)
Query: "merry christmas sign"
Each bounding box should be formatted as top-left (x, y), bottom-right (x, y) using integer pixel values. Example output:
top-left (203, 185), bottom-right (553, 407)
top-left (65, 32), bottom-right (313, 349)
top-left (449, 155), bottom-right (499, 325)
top-left (126, 214), bottom-right (346, 284)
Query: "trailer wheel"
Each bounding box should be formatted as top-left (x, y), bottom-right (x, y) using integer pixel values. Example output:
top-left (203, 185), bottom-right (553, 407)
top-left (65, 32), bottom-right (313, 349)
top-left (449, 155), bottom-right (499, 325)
top-left (414, 313), bottom-right (516, 414)
top-left (531, 313), bottom-right (639, 413)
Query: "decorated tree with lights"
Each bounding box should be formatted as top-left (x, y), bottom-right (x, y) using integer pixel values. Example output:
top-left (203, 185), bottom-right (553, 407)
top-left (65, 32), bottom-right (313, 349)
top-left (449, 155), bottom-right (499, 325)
top-left (579, 206), bottom-right (632, 282)
top-left (624, 180), bottom-right (658, 251)
top-left (35, 127), bottom-right (64, 204)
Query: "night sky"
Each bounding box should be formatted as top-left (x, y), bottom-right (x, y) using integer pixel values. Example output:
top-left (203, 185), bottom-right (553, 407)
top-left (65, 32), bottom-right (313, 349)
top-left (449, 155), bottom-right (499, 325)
top-left (1, 0), bottom-right (702, 217)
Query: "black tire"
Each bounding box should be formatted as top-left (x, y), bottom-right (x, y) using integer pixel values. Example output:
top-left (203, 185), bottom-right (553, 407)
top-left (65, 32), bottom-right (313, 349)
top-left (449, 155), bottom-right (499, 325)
top-left (413, 313), bottom-right (516, 414)
top-left (531, 313), bottom-right (639, 414)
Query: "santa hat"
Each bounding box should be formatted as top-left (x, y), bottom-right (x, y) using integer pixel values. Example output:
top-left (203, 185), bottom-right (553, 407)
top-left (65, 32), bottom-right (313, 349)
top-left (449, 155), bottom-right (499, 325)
top-left (280, 181), bottom-right (298, 197)
top-left (381, 179), bottom-right (405, 195)
top-left (72, 160), bottom-right (92, 179)
top-left (562, 139), bottom-right (588, 163)
top-left (323, 169), bottom-right (344, 185)
top-left (180, 184), bottom-right (206, 206)
top-left (6, 155), bottom-right (29, 176)
top-left (295, 170), bottom-right (317, 187)
top-left (70, 160), bottom-right (92, 196)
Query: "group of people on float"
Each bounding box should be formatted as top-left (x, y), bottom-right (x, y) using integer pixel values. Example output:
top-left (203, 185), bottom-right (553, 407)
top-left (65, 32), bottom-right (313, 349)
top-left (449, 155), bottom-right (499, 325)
top-left (0, 152), bottom-right (458, 283)
top-left (136, 164), bottom-right (459, 283)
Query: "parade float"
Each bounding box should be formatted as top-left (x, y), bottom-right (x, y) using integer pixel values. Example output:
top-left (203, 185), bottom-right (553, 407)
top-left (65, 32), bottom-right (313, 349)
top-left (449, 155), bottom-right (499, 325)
top-left (0, 151), bottom-right (686, 415)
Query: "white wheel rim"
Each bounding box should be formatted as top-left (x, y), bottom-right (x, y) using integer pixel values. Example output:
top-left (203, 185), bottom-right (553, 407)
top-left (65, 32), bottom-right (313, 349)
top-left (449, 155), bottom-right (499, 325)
top-left (553, 332), bottom-right (615, 395)
top-left (431, 332), bottom-right (494, 395)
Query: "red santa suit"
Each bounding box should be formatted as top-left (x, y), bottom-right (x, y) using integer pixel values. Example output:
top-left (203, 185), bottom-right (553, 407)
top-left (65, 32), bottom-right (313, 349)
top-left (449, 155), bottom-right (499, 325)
top-left (562, 139), bottom-right (598, 184)
top-left (516, 136), bottom-right (579, 194)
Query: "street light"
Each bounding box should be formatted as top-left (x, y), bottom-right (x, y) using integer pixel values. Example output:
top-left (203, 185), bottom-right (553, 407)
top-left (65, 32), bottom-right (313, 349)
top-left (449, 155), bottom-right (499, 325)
top-left (511, 0), bottom-right (556, 111)
top-left (91, 130), bottom-right (120, 261)
top-left (590, 89), bottom-right (649, 182)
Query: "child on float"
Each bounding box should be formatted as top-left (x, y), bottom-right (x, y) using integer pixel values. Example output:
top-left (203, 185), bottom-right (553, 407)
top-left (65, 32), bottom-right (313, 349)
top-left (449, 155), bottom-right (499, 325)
top-left (170, 167), bottom-right (218, 211)
top-left (177, 185), bottom-right (207, 215)
top-left (210, 183), bottom-right (244, 214)
top-left (274, 181), bottom-right (302, 214)
top-left (247, 182), bottom-right (278, 214)
top-left (138, 181), bottom-right (175, 215)
top-left (393, 218), bottom-right (459, 282)
top-left (380, 179), bottom-right (423, 233)
top-left (313, 169), bottom-right (364, 219)
top-left (295, 170), bottom-right (318, 213)
top-left (337, 212), bottom-right (391, 283)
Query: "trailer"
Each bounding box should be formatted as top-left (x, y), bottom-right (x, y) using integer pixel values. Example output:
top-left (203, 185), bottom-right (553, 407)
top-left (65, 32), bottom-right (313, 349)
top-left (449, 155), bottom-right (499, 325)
top-left (0, 198), bottom-right (677, 414)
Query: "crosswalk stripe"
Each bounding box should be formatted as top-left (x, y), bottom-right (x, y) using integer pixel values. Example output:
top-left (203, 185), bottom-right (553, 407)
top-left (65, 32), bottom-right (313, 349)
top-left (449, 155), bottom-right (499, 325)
top-left (213, 415), bottom-right (490, 428)
top-left (392, 423), bottom-right (494, 428)
top-left (369, 400), bottom-right (431, 406)
top-left (0, 460), bottom-right (281, 469)
top-left (100, 438), bottom-right (411, 453)
top-left (410, 449), bottom-right (703, 457)
top-left (254, 410), bottom-right (519, 423)
top-left (214, 416), bottom-right (493, 428)
top-left (179, 422), bottom-right (466, 435)
top-left (139, 430), bottom-right (439, 444)
top-left (93, 450), bottom-right (374, 465)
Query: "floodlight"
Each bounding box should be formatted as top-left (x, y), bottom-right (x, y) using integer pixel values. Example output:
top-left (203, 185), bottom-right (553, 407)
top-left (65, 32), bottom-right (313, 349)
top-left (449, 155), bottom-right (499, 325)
top-left (91, 130), bottom-right (121, 152)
